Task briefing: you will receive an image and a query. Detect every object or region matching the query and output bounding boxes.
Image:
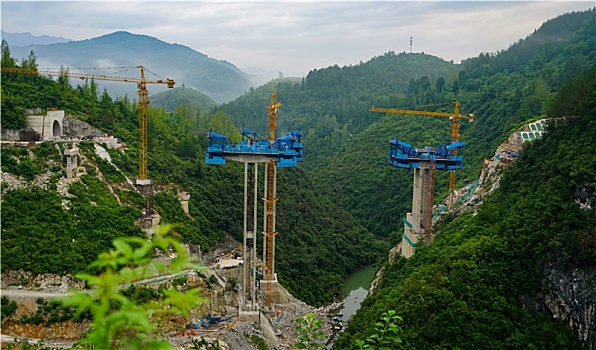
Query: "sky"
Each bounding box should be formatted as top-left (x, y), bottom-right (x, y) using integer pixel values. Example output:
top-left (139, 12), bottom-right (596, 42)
top-left (1, 1), bottom-right (593, 77)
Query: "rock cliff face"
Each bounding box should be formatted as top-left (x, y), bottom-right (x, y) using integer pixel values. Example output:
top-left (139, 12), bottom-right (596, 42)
top-left (523, 262), bottom-right (596, 349)
top-left (0, 128), bottom-right (40, 141)
top-left (62, 115), bottom-right (105, 138)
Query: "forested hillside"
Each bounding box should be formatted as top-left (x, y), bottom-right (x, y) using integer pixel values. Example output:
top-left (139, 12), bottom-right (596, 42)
top-left (150, 86), bottom-right (218, 114)
top-left (220, 53), bottom-right (458, 170)
top-left (1, 44), bottom-right (381, 306)
top-left (219, 8), bottom-right (595, 240)
top-left (1, 7), bottom-right (594, 319)
top-left (334, 67), bottom-right (596, 349)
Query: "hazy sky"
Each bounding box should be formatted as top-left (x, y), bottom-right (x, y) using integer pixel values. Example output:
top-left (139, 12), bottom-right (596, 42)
top-left (1, 1), bottom-right (593, 77)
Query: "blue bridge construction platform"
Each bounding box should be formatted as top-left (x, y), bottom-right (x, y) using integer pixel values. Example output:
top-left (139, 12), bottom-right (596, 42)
top-left (205, 129), bottom-right (303, 167)
top-left (387, 138), bottom-right (465, 171)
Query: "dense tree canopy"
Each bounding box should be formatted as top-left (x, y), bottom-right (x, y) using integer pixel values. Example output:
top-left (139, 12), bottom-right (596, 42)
top-left (0, 43), bottom-right (380, 305)
top-left (334, 66), bottom-right (595, 350)
top-left (1, 8), bottom-right (594, 323)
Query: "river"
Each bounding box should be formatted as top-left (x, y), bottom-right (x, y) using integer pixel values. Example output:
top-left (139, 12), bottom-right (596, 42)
top-left (337, 264), bottom-right (377, 323)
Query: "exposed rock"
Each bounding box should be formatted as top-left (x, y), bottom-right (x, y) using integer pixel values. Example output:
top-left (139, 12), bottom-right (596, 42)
top-left (522, 262), bottom-right (596, 349)
top-left (1, 270), bottom-right (84, 293)
top-left (93, 143), bottom-right (111, 163)
top-left (61, 114), bottom-right (104, 139)
top-left (369, 244), bottom-right (400, 295)
top-left (2, 320), bottom-right (88, 341)
top-left (1, 171), bottom-right (26, 191)
top-left (576, 182), bottom-right (595, 213)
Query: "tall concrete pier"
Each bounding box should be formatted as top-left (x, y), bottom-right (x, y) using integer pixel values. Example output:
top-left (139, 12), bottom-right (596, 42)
top-left (402, 163), bottom-right (434, 258)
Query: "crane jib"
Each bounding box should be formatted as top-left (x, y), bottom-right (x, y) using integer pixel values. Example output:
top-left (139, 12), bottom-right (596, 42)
top-left (1, 66), bottom-right (176, 182)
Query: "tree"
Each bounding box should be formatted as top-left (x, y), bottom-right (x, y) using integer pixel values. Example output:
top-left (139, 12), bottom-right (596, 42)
top-left (205, 110), bottom-right (241, 143)
top-left (435, 77), bottom-right (445, 93)
top-left (21, 50), bottom-right (38, 70)
top-left (294, 313), bottom-right (327, 349)
top-left (61, 225), bottom-right (205, 350)
top-left (1, 39), bottom-right (16, 68)
top-left (89, 79), bottom-right (99, 102)
top-left (1, 296), bottom-right (18, 322)
top-left (58, 65), bottom-right (70, 89)
top-left (447, 69), bottom-right (458, 86)
top-left (452, 80), bottom-right (460, 97)
top-left (419, 76), bottom-right (431, 91)
top-left (355, 310), bottom-right (403, 350)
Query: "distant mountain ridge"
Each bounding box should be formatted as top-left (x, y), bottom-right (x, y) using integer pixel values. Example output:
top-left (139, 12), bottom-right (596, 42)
top-left (1, 30), bottom-right (72, 46)
top-left (7, 31), bottom-right (255, 103)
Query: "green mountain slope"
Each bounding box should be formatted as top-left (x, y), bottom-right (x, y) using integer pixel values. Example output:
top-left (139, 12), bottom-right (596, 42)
top-left (214, 9), bottom-right (595, 241)
top-left (220, 52), bottom-right (458, 140)
top-left (1, 143), bottom-right (147, 274)
top-left (0, 50), bottom-right (379, 305)
top-left (150, 86), bottom-right (218, 114)
top-left (333, 67), bottom-right (596, 349)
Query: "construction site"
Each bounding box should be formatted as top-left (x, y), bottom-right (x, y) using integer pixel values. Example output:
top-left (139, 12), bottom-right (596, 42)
top-left (2, 64), bottom-right (566, 348)
top-left (0, 72), bottom-right (327, 348)
top-left (203, 91), bottom-right (304, 315)
top-left (0, 61), bottom-right (478, 332)
top-left (370, 101), bottom-right (474, 258)
top-left (0, 65), bottom-right (176, 227)
top-left (1, 107), bottom-right (558, 349)
top-left (194, 99), bottom-right (480, 345)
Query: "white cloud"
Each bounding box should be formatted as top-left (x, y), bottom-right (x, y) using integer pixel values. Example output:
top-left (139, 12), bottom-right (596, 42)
top-left (1, 1), bottom-right (593, 76)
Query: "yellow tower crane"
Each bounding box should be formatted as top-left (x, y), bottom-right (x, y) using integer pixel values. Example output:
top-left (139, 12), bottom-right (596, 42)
top-left (370, 100), bottom-right (474, 210)
top-left (264, 91), bottom-right (281, 307)
top-left (0, 66), bottom-right (175, 181)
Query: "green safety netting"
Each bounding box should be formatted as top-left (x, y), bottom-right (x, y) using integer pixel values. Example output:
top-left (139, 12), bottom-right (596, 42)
top-left (402, 217), bottom-right (413, 228)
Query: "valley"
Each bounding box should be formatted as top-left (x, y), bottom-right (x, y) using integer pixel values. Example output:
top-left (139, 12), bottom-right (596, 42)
top-left (1, 8), bottom-right (595, 350)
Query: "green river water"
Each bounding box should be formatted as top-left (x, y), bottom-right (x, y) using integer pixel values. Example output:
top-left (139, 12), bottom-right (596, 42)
top-left (338, 264), bottom-right (377, 323)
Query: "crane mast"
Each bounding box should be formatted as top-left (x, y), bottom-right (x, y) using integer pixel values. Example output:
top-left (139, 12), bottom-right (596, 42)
top-left (1, 66), bottom-right (175, 182)
top-left (138, 66), bottom-right (150, 180)
top-left (205, 91), bottom-right (303, 312)
top-left (268, 91), bottom-right (281, 144)
top-left (264, 91), bottom-right (281, 307)
top-left (370, 101), bottom-right (474, 210)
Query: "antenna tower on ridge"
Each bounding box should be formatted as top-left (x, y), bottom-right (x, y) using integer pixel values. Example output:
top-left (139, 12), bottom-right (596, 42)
top-left (410, 36), bottom-right (413, 53)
